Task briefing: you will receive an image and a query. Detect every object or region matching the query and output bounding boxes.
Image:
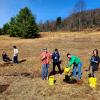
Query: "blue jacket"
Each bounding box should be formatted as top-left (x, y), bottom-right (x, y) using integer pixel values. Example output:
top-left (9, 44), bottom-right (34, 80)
top-left (52, 52), bottom-right (60, 63)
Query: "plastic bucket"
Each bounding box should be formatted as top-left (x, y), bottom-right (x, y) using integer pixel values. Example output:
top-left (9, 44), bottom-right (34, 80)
top-left (64, 67), bottom-right (71, 75)
top-left (89, 77), bottom-right (97, 88)
top-left (48, 76), bottom-right (54, 85)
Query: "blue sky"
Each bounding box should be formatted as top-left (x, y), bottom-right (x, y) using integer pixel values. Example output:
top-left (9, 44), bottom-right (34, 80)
top-left (0, 0), bottom-right (100, 27)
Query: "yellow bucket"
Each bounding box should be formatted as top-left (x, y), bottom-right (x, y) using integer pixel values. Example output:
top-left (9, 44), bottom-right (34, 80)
top-left (64, 67), bottom-right (71, 75)
top-left (48, 76), bottom-right (55, 85)
top-left (89, 77), bottom-right (97, 88)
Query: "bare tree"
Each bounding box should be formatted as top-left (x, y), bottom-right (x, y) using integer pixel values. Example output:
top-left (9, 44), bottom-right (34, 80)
top-left (73, 0), bottom-right (86, 31)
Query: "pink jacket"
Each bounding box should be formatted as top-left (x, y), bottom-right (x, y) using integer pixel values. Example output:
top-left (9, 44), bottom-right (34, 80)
top-left (41, 52), bottom-right (51, 64)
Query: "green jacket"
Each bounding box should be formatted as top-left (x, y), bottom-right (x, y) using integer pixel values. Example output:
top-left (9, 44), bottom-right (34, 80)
top-left (67, 55), bottom-right (81, 68)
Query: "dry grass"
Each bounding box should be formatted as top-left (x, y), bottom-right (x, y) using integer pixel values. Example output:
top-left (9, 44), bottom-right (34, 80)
top-left (0, 31), bottom-right (100, 100)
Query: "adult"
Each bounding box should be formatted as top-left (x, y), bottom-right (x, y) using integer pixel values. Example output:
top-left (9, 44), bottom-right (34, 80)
top-left (89, 49), bottom-right (100, 77)
top-left (52, 49), bottom-right (62, 75)
top-left (41, 48), bottom-right (51, 80)
top-left (2, 51), bottom-right (12, 62)
top-left (66, 53), bottom-right (82, 80)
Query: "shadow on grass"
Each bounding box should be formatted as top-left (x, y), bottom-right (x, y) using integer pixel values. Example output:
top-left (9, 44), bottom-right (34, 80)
top-left (0, 59), bottom-right (27, 67)
top-left (49, 70), bottom-right (64, 76)
top-left (19, 34), bottom-right (42, 39)
top-left (18, 59), bottom-right (26, 63)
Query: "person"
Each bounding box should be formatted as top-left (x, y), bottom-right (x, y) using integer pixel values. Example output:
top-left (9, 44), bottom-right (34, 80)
top-left (66, 53), bottom-right (82, 80)
top-left (88, 49), bottom-right (100, 77)
top-left (13, 46), bottom-right (18, 63)
top-left (41, 48), bottom-right (51, 80)
top-left (52, 49), bottom-right (62, 75)
top-left (2, 51), bottom-right (12, 62)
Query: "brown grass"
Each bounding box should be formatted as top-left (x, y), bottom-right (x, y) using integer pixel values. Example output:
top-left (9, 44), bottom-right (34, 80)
top-left (0, 32), bottom-right (100, 100)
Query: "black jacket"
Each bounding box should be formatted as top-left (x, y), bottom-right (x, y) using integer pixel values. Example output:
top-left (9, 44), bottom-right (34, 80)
top-left (90, 55), bottom-right (100, 71)
top-left (52, 52), bottom-right (60, 63)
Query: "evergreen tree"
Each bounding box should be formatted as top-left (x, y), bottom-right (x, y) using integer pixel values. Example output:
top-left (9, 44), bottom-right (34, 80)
top-left (8, 17), bottom-right (18, 37)
top-left (8, 7), bottom-right (39, 38)
top-left (0, 28), bottom-right (2, 35)
top-left (56, 17), bottom-right (62, 30)
top-left (2, 23), bottom-right (10, 34)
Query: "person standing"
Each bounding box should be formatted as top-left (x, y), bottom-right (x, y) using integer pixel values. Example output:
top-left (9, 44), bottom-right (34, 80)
top-left (88, 49), bottom-right (100, 77)
top-left (13, 46), bottom-right (19, 63)
top-left (66, 53), bottom-right (82, 80)
top-left (52, 49), bottom-right (62, 75)
top-left (41, 48), bottom-right (51, 80)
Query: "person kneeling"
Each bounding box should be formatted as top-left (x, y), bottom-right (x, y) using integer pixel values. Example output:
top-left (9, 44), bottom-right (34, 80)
top-left (2, 51), bottom-right (12, 63)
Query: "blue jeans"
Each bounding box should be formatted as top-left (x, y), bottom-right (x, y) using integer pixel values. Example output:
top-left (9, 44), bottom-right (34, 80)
top-left (42, 64), bottom-right (49, 80)
top-left (73, 63), bottom-right (82, 80)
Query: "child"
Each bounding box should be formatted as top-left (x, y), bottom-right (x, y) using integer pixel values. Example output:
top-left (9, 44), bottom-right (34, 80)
top-left (13, 46), bottom-right (19, 63)
top-left (89, 49), bottom-right (100, 77)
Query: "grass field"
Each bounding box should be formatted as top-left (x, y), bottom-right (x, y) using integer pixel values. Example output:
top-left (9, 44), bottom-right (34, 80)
top-left (0, 31), bottom-right (100, 100)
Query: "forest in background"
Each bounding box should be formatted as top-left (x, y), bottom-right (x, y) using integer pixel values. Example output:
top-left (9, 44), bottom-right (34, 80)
top-left (0, 0), bottom-right (100, 38)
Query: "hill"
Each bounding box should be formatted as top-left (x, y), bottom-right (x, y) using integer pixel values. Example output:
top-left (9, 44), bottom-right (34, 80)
top-left (39, 8), bottom-right (100, 32)
top-left (0, 32), bottom-right (100, 100)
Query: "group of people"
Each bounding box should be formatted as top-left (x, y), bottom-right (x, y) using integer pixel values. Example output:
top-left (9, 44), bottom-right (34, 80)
top-left (2, 46), bottom-right (19, 64)
top-left (41, 48), bottom-right (100, 81)
top-left (41, 48), bottom-right (62, 80)
top-left (1, 46), bottom-right (100, 82)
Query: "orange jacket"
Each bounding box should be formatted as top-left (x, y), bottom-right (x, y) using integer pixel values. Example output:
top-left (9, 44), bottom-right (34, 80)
top-left (41, 51), bottom-right (51, 64)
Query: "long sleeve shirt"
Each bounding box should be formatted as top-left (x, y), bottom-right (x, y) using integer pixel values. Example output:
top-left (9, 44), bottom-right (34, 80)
top-left (41, 52), bottom-right (51, 64)
top-left (90, 55), bottom-right (100, 69)
top-left (14, 49), bottom-right (18, 56)
top-left (52, 52), bottom-right (60, 63)
top-left (67, 55), bottom-right (81, 68)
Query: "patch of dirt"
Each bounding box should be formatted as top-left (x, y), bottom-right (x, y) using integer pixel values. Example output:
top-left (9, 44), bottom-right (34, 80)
top-left (0, 84), bottom-right (9, 93)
